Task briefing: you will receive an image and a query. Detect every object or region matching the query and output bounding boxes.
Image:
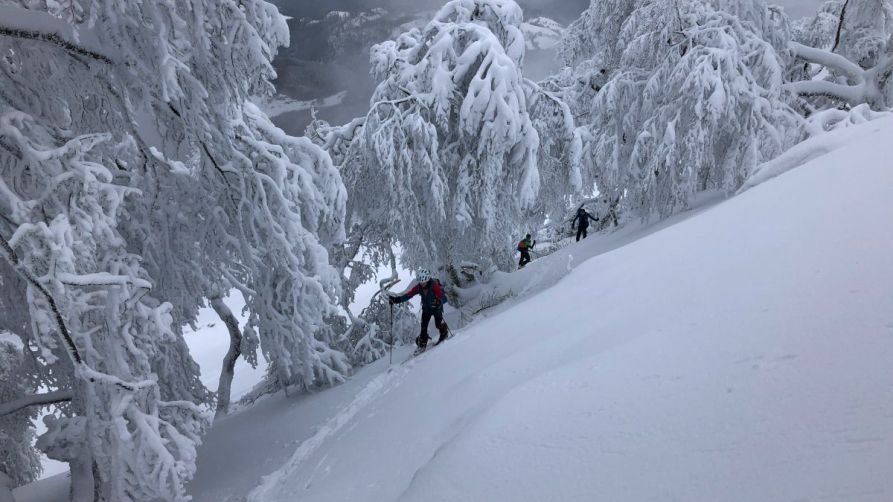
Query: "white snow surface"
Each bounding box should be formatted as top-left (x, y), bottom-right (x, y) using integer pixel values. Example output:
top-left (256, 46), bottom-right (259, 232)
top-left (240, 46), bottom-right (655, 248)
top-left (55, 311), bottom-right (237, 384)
top-left (248, 116), bottom-right (893, 501)
top-left (18, 115), bottom-right (893, 502)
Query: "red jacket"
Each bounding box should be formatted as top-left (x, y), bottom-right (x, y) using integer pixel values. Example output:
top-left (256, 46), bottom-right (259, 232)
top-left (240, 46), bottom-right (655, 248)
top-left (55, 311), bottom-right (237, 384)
top-left (396, 280), bottom-right (448, 313)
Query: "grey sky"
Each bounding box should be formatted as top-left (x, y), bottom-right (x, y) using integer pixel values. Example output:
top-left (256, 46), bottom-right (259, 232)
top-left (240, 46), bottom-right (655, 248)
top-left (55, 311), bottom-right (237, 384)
top-left (268, 0), bottom-right (829, 136)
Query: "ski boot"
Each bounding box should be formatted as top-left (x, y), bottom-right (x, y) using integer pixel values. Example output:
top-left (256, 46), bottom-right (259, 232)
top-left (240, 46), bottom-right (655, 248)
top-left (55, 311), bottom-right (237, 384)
top-left (434, 326), bottom-right (450, 346)
top-left (414, 334), bottom-right (430, 354)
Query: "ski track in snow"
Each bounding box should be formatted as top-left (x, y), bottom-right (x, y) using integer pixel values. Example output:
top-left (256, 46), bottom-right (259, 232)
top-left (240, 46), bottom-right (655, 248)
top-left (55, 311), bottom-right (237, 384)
top-left (248, 363), bottom-right (411, 500)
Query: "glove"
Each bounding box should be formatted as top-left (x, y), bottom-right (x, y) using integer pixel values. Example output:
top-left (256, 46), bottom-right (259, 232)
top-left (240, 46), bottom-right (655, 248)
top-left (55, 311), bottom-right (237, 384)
top-left (388, 295), bottom-right (396, 305)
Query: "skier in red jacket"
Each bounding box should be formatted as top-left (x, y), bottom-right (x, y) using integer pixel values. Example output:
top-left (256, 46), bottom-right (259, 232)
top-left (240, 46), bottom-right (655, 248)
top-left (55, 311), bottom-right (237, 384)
top-left (389, 269), bottom-right (449, 350)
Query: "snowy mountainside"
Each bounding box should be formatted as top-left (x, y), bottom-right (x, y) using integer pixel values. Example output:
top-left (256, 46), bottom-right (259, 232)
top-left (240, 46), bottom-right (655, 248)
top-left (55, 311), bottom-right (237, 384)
top-left (245, 116), bottom-right (893, 501)
top-left (16, 113), bottom-right (893, 502)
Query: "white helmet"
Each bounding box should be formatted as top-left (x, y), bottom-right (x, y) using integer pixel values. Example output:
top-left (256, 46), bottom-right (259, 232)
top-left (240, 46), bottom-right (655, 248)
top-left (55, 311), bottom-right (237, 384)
top-left (417, 268), bottom-right (432, 283)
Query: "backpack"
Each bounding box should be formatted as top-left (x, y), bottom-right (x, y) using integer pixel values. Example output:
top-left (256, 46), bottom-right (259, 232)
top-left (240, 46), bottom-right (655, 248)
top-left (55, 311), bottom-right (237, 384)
top-left (517, 239), bottom-right (527, 251)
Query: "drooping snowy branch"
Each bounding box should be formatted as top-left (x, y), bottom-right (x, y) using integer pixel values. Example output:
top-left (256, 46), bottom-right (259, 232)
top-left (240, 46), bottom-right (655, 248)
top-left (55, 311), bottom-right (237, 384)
top-left (0, 5), bottom-right (115, 64)
top-left (0, 389), bottom-right (72, 418)
top-left (788, 41), bottom-right (893, 108)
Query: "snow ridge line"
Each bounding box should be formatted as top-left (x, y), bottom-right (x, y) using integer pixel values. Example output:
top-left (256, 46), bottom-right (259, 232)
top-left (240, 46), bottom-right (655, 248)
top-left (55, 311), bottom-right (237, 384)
top-left (245, 362), bottom-right (414, 501)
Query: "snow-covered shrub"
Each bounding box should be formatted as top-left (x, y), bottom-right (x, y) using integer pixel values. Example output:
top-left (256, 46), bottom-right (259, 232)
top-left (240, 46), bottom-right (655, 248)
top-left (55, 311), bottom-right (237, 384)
top-left (345, 297), bottom-right (418, 365)
top-left (803, 103), bottom-right (892, 135)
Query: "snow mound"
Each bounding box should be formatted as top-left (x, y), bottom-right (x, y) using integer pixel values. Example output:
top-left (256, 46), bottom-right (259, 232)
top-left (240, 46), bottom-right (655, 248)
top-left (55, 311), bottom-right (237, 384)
top-left (245, 114), bottom-right (893, 500)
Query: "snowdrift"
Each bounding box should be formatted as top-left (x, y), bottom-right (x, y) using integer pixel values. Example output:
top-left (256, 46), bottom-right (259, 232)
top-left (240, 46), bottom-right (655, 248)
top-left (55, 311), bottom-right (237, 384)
top-left (247, 116), bottom-right (893, 501)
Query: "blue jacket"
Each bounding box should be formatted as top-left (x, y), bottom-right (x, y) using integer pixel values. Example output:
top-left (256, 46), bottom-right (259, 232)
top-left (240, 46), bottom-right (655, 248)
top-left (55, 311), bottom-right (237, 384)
top-left (573, 209), bottom-right (598, 229)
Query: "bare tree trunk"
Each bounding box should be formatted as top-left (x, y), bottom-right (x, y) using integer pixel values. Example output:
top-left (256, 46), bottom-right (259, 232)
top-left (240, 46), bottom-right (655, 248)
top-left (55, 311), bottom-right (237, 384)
top-left (66, 454), bottom-right (95, 502)
top-left (210, 297), bottom-right (241, 419)
top-left (0, 471), bottom-right (15, 502)
top-left (831, 0), bottom-right (851, 54)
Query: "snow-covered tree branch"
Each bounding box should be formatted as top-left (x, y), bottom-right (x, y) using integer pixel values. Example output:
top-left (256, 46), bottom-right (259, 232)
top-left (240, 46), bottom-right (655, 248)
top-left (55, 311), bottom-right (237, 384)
top-left (0, 389), bottom-right (72, 418)
top-left (788, 41), bottom-right (893, 108)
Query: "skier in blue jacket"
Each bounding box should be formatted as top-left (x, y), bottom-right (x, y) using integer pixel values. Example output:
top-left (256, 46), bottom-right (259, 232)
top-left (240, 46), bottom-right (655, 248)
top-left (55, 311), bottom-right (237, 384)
top-left (572, 206), bottom-right (599, 241)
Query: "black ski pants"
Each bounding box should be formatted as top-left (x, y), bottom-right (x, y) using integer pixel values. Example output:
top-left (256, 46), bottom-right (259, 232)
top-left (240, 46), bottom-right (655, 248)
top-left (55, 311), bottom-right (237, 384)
top-left (418, 309), bottom-right (448, 346)
top-left (518, 249), bottom-right (531, 268)
top-left (576, 225), bottom-right (589, 241)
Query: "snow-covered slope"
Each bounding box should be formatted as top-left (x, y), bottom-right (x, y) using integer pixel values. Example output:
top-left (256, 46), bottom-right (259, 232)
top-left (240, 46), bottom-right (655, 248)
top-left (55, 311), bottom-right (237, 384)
top-left (16, 116), bottom-right (892, 502)
top-left (247, 117), bottom-right (893, 502)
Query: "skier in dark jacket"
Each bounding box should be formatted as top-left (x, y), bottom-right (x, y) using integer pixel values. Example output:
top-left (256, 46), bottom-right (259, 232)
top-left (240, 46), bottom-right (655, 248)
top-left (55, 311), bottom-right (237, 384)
top-left (389, 269), bottom-right (449, 350)
top-left (517, 234), bottom-right (535, 268)
top-left (572, 206), bottom-right (599, 241)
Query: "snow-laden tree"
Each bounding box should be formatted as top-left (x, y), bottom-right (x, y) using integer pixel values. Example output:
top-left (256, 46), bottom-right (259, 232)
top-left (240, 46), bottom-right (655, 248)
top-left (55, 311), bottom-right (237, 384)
top-left (1, 0), bottom-right (347, 498)
top-left (831, 0), bottom-right (893, 68)
top-left (0, 107), bottom-right (208, 501)
top-left (557, 0), bottom-right (636, 71)
top-left (558, 0), bottom-right (800, 218)
top-left (227, 104), bottom-right (349, 392)
top-left (325, 0), bottom-right (541, 281)
top-left (523, 79), bottom-right (583, 229)
top-left (786, 0), bottom-right (893, 109)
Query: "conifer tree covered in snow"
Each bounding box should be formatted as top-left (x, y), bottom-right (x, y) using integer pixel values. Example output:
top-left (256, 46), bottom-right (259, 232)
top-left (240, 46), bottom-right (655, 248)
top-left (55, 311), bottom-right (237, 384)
top-left (0, 0), bottom-right (347, 499)
top-left (322, 0), bottom-right (541, 280)
top-left (557, 0), bottom-right (800, 217)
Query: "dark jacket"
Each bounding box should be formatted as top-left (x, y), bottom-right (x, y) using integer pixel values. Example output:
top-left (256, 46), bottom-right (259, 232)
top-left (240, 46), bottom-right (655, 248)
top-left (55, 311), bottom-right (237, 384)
top-left (517, 237), bottom-right (535, 252)
top-left (395, 280), bottom-right (448, 313)
top-left (572, 208), bottom-right (598, 229)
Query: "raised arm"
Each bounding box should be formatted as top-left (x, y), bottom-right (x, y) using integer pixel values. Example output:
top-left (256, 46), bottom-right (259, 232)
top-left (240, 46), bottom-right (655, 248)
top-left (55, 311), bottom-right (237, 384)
top-left (391, 284), bottom-right (420, 304)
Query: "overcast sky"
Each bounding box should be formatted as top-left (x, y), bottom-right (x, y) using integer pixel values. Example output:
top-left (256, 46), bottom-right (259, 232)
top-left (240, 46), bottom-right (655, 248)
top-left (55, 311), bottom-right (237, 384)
top-left (268, 0), bottom-right (829, 135)
top-left (272, 0), bottom-right (826, 22)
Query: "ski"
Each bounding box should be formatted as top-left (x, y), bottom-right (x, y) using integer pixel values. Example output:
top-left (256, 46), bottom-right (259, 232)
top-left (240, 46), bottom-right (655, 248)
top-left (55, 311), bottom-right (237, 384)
top-left (397, 334), bottom-right (452, 364)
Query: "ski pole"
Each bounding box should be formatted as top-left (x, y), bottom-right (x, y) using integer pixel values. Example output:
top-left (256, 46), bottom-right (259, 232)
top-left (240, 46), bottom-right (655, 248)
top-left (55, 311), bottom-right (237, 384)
top-left (389, 301), bottom-right (394, 366)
